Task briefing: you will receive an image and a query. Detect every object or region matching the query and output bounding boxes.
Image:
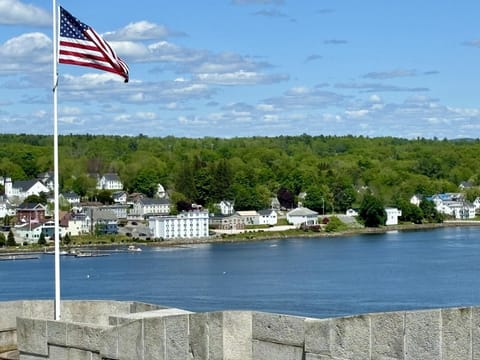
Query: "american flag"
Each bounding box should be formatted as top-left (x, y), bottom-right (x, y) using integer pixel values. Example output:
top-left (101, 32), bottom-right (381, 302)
top-left (58, 7), bottom-right (129, 82)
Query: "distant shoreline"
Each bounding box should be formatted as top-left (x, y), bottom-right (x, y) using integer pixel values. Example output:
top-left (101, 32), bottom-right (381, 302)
top-left (1, 220), bottom-right (479, 255)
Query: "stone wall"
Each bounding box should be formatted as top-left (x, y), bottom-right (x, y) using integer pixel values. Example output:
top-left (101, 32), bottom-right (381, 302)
top-left (9, 301), bottom-right (480, 359)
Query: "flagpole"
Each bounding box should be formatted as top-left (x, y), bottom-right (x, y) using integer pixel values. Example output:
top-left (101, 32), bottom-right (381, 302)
top-left (52, 0), bottom-right (61, 320)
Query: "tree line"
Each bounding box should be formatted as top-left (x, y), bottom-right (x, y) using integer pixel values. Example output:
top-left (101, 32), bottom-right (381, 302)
top-left (1, 134), bottom-right (480, 216)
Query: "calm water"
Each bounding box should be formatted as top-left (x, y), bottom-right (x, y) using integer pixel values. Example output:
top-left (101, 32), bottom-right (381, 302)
top-left (1, 226), bottom-right (480, 319)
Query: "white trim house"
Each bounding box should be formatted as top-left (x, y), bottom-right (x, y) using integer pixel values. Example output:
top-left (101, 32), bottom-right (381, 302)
top-left (286, 207), bottom-right (318, 226)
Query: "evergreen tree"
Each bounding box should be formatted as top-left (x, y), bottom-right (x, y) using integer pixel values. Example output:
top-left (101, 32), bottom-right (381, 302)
top-left (0, 233), bottom-right (5, 247)
top-left (63, 233), bottom-right (71, 245)
top-left (6, 230), bottom-right (16, 247)
top-left (38, 232), bottom-right (47, 245)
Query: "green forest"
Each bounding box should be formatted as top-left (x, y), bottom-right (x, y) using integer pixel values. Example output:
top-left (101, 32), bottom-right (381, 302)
top-left (1, 133), bottom-right (479, 215)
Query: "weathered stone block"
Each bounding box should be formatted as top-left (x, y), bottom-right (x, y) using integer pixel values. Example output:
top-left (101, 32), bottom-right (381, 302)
top-left (189, 313), bottom-right (208, 360)
top-left (371, 311), bottom-right (404, 360)
top-left (130, 301), bottom-right (163, 314)
top-left (144, 316), bottom-right (165, 360)
top-left (165, 314), bottom-right (189, 360)
top-left (66, 322), bottom-right (105, 351)
top-left (208, 312), bottom-right (224, 360)
top-left (305, 354), bottom-right (333, 360)
top-left (22, 301), bottom-right (54, 321)
top-left (405, 310), bottom-right (441, 360)
top-left (472, 307), bottom-right (480, 360)
top-left (305, 319), bottom-right (331, 355)
top-left (46, 320), bottom-right (66, 346)
top-left (117, 319), bottom-right (143, 360)
top-left (253, 312), bottom-right (305, 346)
top-left (223, 311), bottom-right (252, 360)
top-left (62, 300), bottom-right (130, 325)
top-left (99, 326), bottom-right (118, 360)
top-left (49, 344), bottom-right (68, 360)
top-left (0, 301), bottom-right (22, 330)
top-left (329, 315), bottom-right (370, 359)
top-left (18, 354), bottom-right (48, 360)
top-left (16, 318), bottom-right (48, 356)
top-left (252, 339), bottom-right (303, 360)
top-left (442, 307), bottom-right (471, 360)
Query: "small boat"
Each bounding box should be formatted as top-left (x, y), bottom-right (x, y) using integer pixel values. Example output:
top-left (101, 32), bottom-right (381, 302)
top-left (44, 250), bottom-right (69, 256)
top-left (127, 245), bottom-right (142, 252)
top-left (75, 250), bottom-right (109, 258)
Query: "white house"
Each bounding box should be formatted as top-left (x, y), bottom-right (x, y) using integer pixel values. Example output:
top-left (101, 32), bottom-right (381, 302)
top-left (428, 193), bottom-right (475, 219)
top-left (385, 207), bottom-right (402, 226)
top-left (60, 192), bottom-right (80, 205)
top-left (60, 211), bottom-right (88, 237)
top-left (437, 201), bottom-right (475, 219)
top-left (409, 194), bottom-right (423, 207)
top-left (346, 208), bottom-right (359, 217)
top-left (133, 198), bottom-right (171, 217)
top-left (2, 177), bottom-right (50, 202)
top-left (286, 207), bottom-right (318, 226)
top-left (473, 197), bottom-right (480, 212)
top-left (96, 173), bottom-right (123, 190)
top-left (156, 184), bottom-right (167, 198)
top-left (258, 209), bottom-right (277, 225)
top-left (217, 200), bottom-right (234, 215)
top-left (0, 196), bottom-right (15, 219)
top-left (236, 210), bottom-right (260, 225)
top-left (112, 191), bottom-right (128, 204)
top-left (149, 210), bottom-right (209, 239)
top-left (15, 220), bottom-right (64, 243)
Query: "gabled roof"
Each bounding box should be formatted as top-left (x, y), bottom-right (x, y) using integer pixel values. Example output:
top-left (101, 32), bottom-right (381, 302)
top-left (112, 191), bottom-right (127, 199)
top-left (61, 192), bottom-right (79, 199)
top-left (14, 179), bottom-right (43, 192)
top-left (236, 210), bottom-right (258, 216)
top-left (258, 209), bottom-right (276, 216)
top-left (287, 207), bottom-right (318, 217)
top-left (17, 203), bottom-right (46, 211)
top-left (102, 173), bottom-right (121, 181)
top-left (138, 198), bottom-right (170, 205)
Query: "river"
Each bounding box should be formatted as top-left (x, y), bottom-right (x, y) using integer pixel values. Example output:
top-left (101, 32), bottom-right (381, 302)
top-left (1, 226), bottom-right (480, 319)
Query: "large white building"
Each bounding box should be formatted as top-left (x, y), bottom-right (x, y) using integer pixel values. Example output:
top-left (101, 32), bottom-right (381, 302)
top-left (1, 177), bottom-right (50, 202)
top-left (96, 173), bottom-right (123, 190)
top-left (148, 211), bottom-right (209, 240)
top-left (133, 198), bottom-right (171, 217)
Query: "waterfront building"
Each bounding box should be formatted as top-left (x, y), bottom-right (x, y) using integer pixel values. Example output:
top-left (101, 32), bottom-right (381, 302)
top-left (258, 209), bottom-right (277, 225)
top-left (15, 220), bottom-right (64, 243)
top-left (148, 210), bottom-right (209, 239)
top-left (286, 207), bottom-right (319, 226)
top-left (385, 207), bottom-right (402, 225)
top-left (236, 210), bottom-right (260, 225)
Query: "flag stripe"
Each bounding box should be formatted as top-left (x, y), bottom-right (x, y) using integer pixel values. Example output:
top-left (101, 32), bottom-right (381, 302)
top-left (58, 7), bottom-right (129, 82)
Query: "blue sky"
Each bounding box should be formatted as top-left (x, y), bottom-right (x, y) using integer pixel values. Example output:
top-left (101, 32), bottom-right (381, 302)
top-left (1, 0), bottom-right (480, 139)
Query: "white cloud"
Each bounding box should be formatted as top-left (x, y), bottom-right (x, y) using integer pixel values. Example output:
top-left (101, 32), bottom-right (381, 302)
top-left (195, 70), bottom-right (284, 85)
top-left (0, 32), bottom-right (51, 73)
top-left (0, 0), bottom-right (50, 26)
top-left (345, 109), bottom-right (369, 118)
top-left (103, 21), bottom-right (179, 41)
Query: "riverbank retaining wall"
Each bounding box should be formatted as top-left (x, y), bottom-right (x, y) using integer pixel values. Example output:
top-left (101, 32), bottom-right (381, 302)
top-left (6, 301), bottom-right (480, 359)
